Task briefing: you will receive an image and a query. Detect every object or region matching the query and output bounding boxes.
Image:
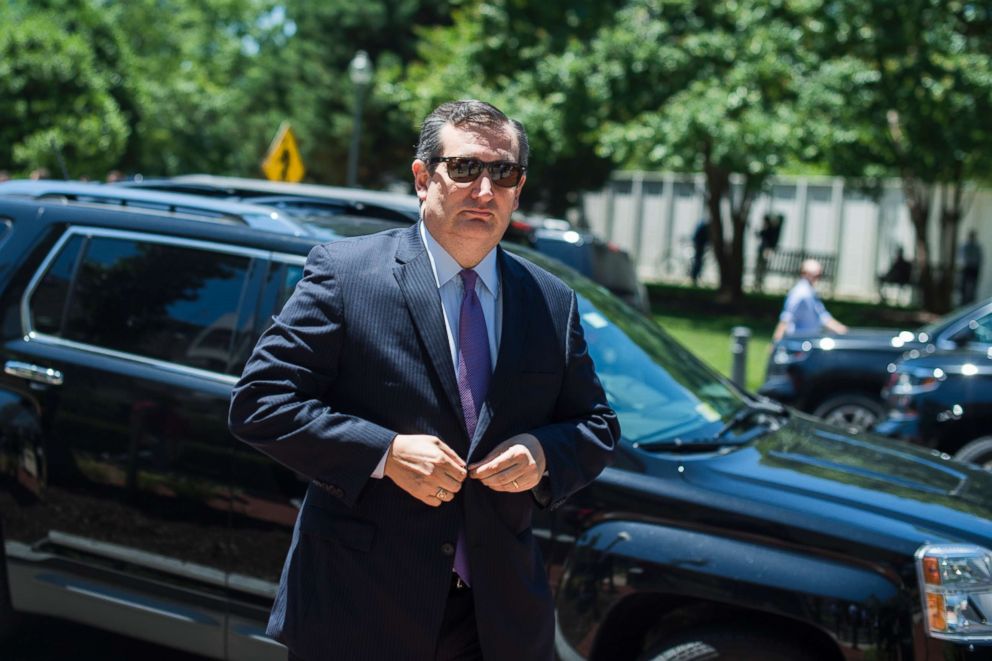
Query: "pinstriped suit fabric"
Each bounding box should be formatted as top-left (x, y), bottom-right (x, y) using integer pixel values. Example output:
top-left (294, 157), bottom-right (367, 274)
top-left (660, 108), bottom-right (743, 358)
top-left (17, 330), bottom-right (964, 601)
top-left (229, 224), bottom-right (618, 660)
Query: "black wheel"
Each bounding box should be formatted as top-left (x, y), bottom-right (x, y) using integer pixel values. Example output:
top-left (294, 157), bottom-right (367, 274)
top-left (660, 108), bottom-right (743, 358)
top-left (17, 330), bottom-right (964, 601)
top-left (954, 436), bottom-right (992, 470)
top-left (812, 394), bottom-right (884, 432)
top-left (638, 626), bottom-right (817, 661)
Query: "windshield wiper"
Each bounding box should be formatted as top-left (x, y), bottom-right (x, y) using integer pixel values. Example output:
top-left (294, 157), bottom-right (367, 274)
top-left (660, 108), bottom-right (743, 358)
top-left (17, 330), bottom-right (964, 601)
top-left (713, 398), bottom-right (788, 440)
top-left (634, 399), bottom-right (789, 452)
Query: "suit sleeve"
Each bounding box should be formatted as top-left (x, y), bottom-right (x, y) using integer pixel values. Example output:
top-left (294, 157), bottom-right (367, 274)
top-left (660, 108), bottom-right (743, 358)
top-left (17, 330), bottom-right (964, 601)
top-left (529, 291), bottom-right (619, 509)
top-left (228, 244), bottom-right (396, 507)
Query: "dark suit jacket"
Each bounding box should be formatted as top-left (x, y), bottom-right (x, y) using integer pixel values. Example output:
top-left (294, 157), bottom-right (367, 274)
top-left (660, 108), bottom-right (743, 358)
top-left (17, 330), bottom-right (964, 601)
top-left (228, 224), bottom-right (618, 661)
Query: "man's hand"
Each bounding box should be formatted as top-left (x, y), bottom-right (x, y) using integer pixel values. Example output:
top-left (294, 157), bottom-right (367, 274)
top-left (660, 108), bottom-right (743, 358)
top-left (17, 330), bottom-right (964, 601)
top-left (468, 433), bottom-right (546, 493)
top-left (383, 435), bottom-right (467, 507)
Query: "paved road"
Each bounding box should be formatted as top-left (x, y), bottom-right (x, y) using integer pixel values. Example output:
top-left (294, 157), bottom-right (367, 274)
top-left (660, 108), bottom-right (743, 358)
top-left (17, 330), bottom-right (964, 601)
top-left (7, 614), bottom-right (211, 661)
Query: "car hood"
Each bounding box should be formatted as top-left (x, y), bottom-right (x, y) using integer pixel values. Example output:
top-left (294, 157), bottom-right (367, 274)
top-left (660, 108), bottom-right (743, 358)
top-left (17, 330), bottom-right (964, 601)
top-left (672, 413), bottom-right (992, 550)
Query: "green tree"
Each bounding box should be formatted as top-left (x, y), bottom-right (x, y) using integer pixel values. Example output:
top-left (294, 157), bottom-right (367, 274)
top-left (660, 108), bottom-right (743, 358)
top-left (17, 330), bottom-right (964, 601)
top-left (803, 1), bottom-right (992, 312)
top-left (238, 0), bottom-right (455, 187)
top-left (402, 1), bottom-right (821, 302)
top-left (578, 0), bottom-right (819, 303)
top-left (102, 0), bottom-right (276, 176)
top-left (397, 0), bottom-right (618, 214)
top-left (0, 4), bottom-right (130, 177)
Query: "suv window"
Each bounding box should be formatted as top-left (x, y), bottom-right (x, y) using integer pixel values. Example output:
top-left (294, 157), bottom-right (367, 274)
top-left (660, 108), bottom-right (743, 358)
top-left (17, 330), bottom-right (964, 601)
top-left (30, 234), bottom-right (85, 335)
top-left (32, 233), bottom-right (252, 374)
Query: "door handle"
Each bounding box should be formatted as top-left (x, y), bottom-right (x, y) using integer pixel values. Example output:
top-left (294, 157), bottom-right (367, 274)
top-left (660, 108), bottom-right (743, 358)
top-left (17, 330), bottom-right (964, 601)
top-left (4, 360), bottom-right (64, 386)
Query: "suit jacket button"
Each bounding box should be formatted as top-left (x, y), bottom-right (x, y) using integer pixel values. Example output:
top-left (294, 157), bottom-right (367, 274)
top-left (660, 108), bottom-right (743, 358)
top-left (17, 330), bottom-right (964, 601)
top-left (440, 543), bottom-right (455, 556)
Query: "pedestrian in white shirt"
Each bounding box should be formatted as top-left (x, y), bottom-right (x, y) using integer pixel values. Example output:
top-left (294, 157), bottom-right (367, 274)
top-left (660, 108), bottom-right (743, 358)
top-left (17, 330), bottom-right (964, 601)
top-left (772, 259), bottom-right (848, 342)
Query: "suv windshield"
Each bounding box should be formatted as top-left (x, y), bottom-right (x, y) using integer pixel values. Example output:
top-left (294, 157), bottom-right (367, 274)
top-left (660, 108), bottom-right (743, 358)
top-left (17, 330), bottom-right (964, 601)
top-left (522, 251), bottom-right (744, 443)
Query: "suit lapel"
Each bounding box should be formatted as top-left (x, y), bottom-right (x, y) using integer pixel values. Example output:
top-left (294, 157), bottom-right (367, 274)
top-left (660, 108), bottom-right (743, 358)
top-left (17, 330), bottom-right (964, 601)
top-left (393, 225), bottom-right (467, 436)
top-left (469, 248), bottom-right (532, 458)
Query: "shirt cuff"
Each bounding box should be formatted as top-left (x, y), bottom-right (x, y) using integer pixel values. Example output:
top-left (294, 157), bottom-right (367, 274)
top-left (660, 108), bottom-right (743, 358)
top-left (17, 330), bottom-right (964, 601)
top-left (371, 448), bottom-right (389, 479)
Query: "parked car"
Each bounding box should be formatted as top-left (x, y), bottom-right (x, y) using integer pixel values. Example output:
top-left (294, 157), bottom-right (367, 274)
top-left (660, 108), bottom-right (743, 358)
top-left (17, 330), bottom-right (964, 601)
top-left (517, 215), bottom-right (650, 312)
top-left (2, 196), bottom-right (992, 659)
top-left (875, 346), bottom-right (992, 468)
top-left (121, 176), bottom-right (650, 312)
top-left (760, 296), bottom-right (992, 431)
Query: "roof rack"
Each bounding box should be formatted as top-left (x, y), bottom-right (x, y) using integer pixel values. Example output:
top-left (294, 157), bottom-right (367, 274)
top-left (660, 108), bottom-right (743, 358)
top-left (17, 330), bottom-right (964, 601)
top-left (0, 180), bottom-right (305, 235)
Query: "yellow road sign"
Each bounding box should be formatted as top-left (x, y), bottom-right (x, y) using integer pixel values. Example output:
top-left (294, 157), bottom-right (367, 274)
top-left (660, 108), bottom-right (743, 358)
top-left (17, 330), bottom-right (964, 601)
top-left (261, 122), bottom-right (305, 182)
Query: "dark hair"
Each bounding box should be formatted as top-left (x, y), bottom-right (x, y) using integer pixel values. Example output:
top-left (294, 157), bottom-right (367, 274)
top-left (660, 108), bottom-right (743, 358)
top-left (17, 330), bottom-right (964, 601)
top-left (415, 100), bottom-right (529, 167)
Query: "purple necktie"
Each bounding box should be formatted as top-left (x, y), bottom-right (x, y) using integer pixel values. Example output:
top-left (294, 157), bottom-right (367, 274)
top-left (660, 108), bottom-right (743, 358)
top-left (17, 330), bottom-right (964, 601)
top-left (454, 269), bottom-right (491, 585)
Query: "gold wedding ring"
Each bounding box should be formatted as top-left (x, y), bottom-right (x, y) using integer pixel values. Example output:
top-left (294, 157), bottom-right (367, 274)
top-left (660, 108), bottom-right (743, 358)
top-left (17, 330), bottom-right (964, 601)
top-left (512, 480), bottom-right (519, 489)
top-left (435, 488), bottom-right (448, 500)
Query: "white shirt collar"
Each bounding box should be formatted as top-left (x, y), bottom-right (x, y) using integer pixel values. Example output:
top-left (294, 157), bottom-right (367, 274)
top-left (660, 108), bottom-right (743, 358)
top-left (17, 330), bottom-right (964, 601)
top-left (419, 221), bottom-right (499, 296)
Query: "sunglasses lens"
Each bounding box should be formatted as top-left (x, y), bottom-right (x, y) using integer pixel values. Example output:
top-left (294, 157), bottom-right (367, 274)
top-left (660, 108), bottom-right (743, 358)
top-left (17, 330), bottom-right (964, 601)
top-left (436, 157), bottom-right (522, 187)
top-left (447, 158), bottom-right (482, 183)
top-left (493, 163), bottom-right (521, 187)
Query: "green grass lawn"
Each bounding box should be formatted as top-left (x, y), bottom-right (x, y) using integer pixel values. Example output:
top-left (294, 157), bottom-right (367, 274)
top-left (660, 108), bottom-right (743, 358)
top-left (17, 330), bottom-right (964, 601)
top-left (652, 311), bottom-right (774, 392)
top-left (646, 283), bottom-right (928, 393)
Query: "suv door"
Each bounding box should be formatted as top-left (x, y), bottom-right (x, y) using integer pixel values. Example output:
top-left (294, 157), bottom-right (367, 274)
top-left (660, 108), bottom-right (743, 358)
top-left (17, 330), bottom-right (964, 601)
top-left (3, 225), bottom-right (264, 657)
top-left (225, 254), bottom-right (306, 660)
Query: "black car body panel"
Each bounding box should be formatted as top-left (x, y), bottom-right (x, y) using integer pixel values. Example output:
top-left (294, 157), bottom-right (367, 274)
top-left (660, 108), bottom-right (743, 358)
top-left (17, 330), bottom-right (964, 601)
top-left (2, 197), bottom-right (992, 659)
top-left (875, 348), bottom-right (992, 460)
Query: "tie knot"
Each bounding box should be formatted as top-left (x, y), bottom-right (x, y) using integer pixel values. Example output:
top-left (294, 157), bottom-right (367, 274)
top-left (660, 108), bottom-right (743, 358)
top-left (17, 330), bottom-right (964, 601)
top-left (459, 269), bottom-right (478, 291)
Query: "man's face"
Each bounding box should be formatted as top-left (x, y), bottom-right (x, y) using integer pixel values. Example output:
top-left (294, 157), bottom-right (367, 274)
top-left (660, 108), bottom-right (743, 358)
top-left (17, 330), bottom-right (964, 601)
top-left (413, 122), bottom-right (525, 260)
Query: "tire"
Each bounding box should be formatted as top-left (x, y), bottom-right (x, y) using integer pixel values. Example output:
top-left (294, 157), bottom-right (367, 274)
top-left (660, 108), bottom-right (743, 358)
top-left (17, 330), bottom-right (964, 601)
top-left (812, 394), bottom-right (884, 432)
top-left (954, 436), bottom-right (992, 470)
top-left (638, 626), bottom-right (817, 661)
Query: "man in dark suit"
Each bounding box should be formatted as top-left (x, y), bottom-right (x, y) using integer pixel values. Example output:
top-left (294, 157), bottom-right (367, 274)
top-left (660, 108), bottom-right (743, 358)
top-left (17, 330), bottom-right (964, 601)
top-left (229, 100), bottom-right (618, 660)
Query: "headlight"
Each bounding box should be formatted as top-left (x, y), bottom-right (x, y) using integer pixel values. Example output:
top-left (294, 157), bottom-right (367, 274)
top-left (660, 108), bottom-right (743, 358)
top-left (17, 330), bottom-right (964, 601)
top-left (916, 544), bottom-right (992, 641)
top-left (891, 367), bottom-right (945, 395)
top-left (772, 341), bottom-right (812, 366)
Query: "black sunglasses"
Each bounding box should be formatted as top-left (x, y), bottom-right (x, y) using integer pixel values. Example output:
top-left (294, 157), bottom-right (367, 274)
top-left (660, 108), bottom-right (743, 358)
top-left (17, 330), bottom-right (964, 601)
top-left (428, 156), bottom-right (526, 188)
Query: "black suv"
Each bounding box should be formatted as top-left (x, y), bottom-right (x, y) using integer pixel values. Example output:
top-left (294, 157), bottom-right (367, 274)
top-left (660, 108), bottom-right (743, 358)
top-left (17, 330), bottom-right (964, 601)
top-left (760, 297), bottom-right (992, 431)
top-left (2, 196), bottom-right (992, 660)
top-left (875, 345), bottom-right (992, 467)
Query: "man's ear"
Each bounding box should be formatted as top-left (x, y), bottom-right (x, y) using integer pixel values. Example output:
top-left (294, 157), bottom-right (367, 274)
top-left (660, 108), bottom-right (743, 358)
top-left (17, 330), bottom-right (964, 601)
top-left (512, 175), bottom-right (526, 211)
top-left (412, 160), bottom-right (430, 202)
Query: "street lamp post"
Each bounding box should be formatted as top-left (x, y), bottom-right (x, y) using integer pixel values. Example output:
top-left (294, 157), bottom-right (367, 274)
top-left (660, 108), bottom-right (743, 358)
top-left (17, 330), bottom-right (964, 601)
top-left (347, 50), bottom-right (373, 188)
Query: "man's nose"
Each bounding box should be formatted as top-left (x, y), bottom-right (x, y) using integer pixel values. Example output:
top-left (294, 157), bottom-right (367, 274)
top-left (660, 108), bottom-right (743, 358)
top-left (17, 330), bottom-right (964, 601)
top-left (472, 171), bottom-right (495, 200)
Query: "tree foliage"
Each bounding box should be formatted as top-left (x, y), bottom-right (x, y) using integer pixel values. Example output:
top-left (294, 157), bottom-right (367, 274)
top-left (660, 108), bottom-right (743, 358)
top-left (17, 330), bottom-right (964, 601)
top-left (802, 0), bottom-right (992, 311)
top-left (0, 3), bottom-right (131, 177)
top-left (3, 0), bottom-right (992, 311)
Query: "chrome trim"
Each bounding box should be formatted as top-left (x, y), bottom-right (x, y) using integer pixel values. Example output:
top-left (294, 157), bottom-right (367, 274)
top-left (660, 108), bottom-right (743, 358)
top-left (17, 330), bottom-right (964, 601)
top-left (60, 581), bottom-right (200, 623)
top-left (24, 332), bottom-right (238, 385)
top-left (270, 251), bottom-right (307, 266)
top-left (4, 360), bottom-right (63, 385)
top-left (45, 531), bottom-right (274, 599)
top-left (18, 226), bottom-right (268, 384)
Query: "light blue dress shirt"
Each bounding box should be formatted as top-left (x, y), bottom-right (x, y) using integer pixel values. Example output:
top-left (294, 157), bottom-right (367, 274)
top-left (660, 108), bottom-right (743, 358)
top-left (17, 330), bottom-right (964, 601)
top-left (779, 278), bottom-right (833, 336)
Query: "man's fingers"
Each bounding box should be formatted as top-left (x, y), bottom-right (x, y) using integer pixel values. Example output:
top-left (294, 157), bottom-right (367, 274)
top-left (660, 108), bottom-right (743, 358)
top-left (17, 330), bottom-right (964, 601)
top-left (437, 472), bottom-right (463, 493)
top-left (436, 439), bottom-right (467, 472)
top-left (469, 450), bottom-right (516, 478)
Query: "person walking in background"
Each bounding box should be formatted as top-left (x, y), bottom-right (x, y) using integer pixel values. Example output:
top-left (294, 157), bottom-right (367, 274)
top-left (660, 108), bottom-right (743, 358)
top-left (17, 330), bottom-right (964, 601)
top-left (772, 259), bottom-right (848, 342)
top-left (228, 100), bottom-right (618, 661)
top-left (960, 230), bottom-right (983, 305)
top-left (689, 216), bottom-right (709, 286)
